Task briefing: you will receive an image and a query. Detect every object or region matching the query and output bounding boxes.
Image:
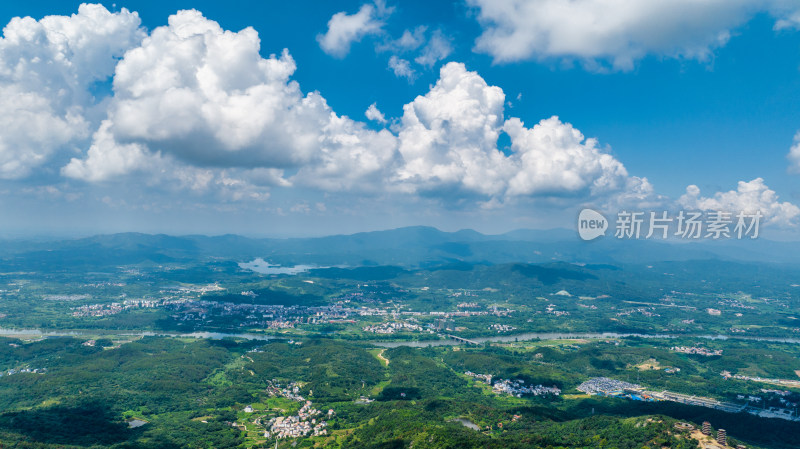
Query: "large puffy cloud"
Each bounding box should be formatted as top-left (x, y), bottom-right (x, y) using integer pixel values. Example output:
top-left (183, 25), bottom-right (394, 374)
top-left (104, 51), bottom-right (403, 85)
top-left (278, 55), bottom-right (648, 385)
top-left (63, 9), bottom-right (396, 195)
top-left (317, 2), bottom-right (386, 58)
top-left (393, 62), bottom-right (645, 202)
top-left (394, 62), bottom-right (511, 196)
top-left (0, 4), bottom-right (144, 178)
top-left (503, 117), bottom-right (631, 196)
top-left (64, 30), bottom-right (644, 205)
top-left (93, 11), bottom-right (324, 169)
top-left (0, 5), bottom-right (656, 211)
top-left (468, 0), bottom-right (800, 69)
top-left (678, 178), bottom-right (800, 226)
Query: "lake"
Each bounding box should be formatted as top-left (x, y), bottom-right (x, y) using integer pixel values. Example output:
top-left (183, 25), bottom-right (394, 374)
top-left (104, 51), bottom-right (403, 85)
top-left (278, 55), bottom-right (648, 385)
top-left (451, 418), bottom-right (480, 431)
top-left (238, 258), bottom-right (318, 275)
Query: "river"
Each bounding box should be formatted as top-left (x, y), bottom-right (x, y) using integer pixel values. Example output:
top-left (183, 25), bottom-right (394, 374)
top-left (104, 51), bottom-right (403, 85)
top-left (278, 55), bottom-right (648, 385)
top-left (369, 331), bottom-right (800, 347)
top-left (0, 328), bottom-right (276, 341)
top-left (2, 327), bottom-right (800, 346)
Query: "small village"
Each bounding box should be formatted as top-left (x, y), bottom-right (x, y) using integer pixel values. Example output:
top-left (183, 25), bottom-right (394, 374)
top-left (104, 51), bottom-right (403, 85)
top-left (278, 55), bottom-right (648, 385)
top-left (465, 371), bottom-right (562, 397)
top-left (0, 367), bottom-right (46, 377)
top-left (488, 324), bottom-right (517, 332)
top-left (363, 321), bottom-right (424, 334)
top-left (253, 381), bottom-right (335, 440)
top-left (671, 346), bottom-right (723, 356)
top-left (262, 401), bottom-right (331, 439)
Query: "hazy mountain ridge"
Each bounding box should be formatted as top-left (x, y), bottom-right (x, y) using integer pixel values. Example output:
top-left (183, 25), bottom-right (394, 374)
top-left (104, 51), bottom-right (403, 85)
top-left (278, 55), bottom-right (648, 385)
top-left (0, 226), bottom-right (797, 270)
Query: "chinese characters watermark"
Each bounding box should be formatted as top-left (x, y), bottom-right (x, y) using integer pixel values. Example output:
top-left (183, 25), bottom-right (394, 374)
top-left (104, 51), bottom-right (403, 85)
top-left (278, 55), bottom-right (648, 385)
top-left (578, 209), bottom-right (762, 241)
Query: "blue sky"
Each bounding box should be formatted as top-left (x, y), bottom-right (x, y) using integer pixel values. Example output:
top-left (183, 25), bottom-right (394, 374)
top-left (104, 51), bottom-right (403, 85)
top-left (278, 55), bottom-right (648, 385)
top-left (0, 1), bottom-right (799, 237)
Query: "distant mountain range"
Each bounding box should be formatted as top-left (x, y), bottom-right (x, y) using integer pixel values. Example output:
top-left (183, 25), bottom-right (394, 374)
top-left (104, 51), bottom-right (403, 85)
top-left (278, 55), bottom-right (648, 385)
top-left (0, 226), bottom-right (797, 270)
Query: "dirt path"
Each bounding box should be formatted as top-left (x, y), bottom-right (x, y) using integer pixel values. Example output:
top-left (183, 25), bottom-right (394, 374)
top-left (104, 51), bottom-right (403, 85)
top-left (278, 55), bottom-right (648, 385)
top-left (376, 349), bottom-right (389, 367)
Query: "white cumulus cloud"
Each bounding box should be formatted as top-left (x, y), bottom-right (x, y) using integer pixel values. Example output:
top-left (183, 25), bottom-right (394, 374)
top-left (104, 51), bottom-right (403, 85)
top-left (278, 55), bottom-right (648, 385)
top-left (394, 62), bottom-right (510, 196)
top-left (65, 10), bottom-right (330, 178)
top-left (414, 30), bottom-right (453, 67)
top-left (317, 2), bottom-right (386, 58)
top-left (62, 120), bottom-right (151, 182)
top-left (503, 116), bottom-right (632, 196)
top-left (292, 115), bottom-right (399, 191)
top-left (4, 5), bottom-right (659, 211)
top-left (365, 103), bottom-right (387, 124)
top-left (0, 3), bottom-right (144, 178)
top-left (393, 62), bottom-right (643, 202)
top-left (388, 55), bottom-right (416, 81)
top-left (385, 26), bottom-right (426, 52)
top-left (64, 9), bottom-right (396, 197)
top-left (468, 0), bottom-right (800, 70)
top-left (678, 178), bottom-right (800, 226)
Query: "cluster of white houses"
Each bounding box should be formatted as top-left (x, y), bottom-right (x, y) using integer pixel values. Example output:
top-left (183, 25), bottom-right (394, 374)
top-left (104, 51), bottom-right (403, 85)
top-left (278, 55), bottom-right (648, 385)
top-left (263, 401), bottom-right (332, 439)
top-left (465, 371), bottom-right (561, 397)
top-left (259, 380), bottom-right (335, 440)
